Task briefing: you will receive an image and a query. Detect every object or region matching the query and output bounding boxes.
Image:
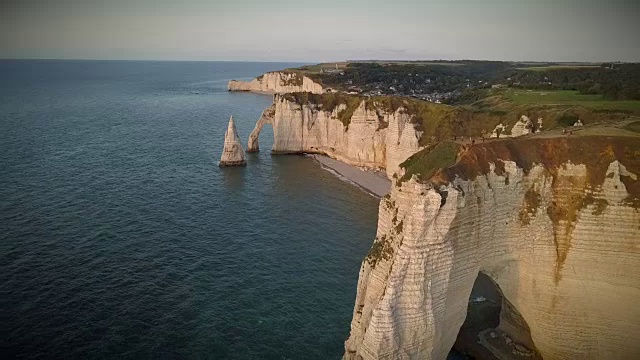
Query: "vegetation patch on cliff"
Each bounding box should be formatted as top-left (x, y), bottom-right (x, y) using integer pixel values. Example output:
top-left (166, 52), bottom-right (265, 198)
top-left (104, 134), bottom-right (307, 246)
top-left (280, 90), bottom-right (639, 151)
top-left (580, 194), bottom-right (609, 215)
top-left (281, 92), bottom-right (460, 141)
top-left (366, 235), bottom-right (394, 268)
top-left (365, 97), bottom-right (458, 146)
top-left (281, 72), bottom-right (304, 86)
top-left (442, 136), bottom-right (639, 191)
top-left (281, 92), bottom-right (364, 128)
top-left (519, 188), bottom-right (542, 225)
top-left (625, 120), bottom-right (640, 133)
top-left (399, 141), bottom-right (460, 184)
top-left (264, 105), bottom-right (276, 118)
top-left (395, 220), bottom-right (404, 233)
top-left (546, 183), bottom-right (586, 284)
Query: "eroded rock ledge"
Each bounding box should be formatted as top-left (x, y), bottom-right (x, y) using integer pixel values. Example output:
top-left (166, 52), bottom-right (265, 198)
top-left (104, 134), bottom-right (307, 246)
top-left (344, 136), bottom-right (640, 359)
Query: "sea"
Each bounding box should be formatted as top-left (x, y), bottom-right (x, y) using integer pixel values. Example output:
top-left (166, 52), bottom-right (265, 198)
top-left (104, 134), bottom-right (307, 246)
top-left (0, 60), bottom-right (381, 359)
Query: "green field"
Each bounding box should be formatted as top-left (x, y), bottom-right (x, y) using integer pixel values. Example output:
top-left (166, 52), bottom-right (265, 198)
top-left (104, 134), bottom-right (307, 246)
top-left (518, 65), bottom-right (602, 71)
top-left (294, 61), bottom-right (464, 74)
top-left (502, 89), bottom-right (640, 111)
top-left (360, 61), bottom-right (465, 66)
top-left (293, 63), bottom-right (349, 74)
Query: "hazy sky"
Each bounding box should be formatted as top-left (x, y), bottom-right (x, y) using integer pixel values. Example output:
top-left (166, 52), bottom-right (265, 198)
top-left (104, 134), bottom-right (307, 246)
top-left (1, 0), bottom-right (639, 62)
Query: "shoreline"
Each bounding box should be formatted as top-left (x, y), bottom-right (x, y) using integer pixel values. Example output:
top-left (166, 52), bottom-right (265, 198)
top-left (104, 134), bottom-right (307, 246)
top-left (228, 89), bottom-right (277, 95)
top-left (310, 154), bottom-right (391, 198)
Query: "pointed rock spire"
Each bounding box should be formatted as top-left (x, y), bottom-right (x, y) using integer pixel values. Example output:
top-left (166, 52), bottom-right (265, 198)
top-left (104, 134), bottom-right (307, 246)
top-left (219, 116), bottom-right (247, 166)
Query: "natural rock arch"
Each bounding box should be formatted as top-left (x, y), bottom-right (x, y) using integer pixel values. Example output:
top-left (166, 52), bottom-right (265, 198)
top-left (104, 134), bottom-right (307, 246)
top-left (247, 104), bottom-right (276, 153)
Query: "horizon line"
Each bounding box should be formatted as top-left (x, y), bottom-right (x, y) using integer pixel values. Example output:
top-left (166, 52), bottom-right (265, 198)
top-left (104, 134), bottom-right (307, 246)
top-left (0, 57), bottom-right (636, 64)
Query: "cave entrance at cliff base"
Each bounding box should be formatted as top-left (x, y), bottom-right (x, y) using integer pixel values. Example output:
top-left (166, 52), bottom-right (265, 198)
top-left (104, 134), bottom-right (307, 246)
top-left (452, 272), bottom-right (541, 360)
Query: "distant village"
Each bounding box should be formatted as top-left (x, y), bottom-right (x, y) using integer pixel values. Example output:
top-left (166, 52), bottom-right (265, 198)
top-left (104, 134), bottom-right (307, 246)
top-left (318, 63), bottom-right (483, 103)
top-left (309, 61), bottom-right (640, 103)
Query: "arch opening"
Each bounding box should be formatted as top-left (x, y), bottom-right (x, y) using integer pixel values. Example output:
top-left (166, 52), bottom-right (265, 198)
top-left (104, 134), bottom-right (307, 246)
top-left (452, 272), bottom-right (541, 360)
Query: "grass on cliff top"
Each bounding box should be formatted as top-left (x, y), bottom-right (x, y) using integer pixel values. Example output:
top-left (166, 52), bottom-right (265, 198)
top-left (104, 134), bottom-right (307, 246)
top-left (363, 96), bottom-right (458, 146)
top-left (360, 92), bottom-right (638, 145)
top-left (399, 141), bottom-right (460, 184)
top-left (282, 92), bottom-right (362, 128)
top-left (502, 89), bottom-right (640, 111)
top-left (257, 70), bottom-right (304, 86)
top-left (281, 71), bottom-right (303, 86)
top-left (282, 92), bottom-right (456, 141)
top-left (397, 134), bottom-right (640, 212)
top-left (281, 89), bottom-right (639, 150)
top-left (517, 65), bottom-right (601, 71)
top-left (463, 89), bottom-right (640, 134)
top-left (292, 61), bottom-right (466, 73)
top-left (291, 63), bottom-right (349, 74)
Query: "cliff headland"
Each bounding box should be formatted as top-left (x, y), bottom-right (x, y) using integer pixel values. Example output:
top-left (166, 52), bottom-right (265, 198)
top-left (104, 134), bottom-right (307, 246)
top-left (228, 71), bottom-right (324, 94)
top-left (345, 130), bottom-right (640, 359)
top-left (228, 62), bottom-right (640, 359)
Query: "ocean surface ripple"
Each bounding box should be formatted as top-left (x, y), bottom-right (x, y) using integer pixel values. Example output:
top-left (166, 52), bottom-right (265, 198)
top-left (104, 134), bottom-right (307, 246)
top-left (0, 60), bottom-right (379, 359)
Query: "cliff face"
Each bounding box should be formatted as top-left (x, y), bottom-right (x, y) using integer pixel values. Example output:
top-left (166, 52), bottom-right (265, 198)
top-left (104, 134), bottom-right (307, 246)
top-left (228, 71), bottom-right (324, 94)
top-left (247, 94), bottom-right (422, 178)
top-left (344, 136), bottom-right (640, 359)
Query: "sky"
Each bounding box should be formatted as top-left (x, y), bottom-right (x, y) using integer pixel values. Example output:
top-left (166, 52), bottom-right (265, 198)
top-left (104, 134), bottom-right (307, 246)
top-left (1, 0), bottom-right (639, 62)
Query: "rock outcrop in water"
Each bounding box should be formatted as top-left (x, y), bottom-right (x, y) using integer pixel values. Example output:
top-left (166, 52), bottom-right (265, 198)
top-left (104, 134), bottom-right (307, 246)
top-left (219, 116), bottom-right (246, 167)
top-left (228, 71), bottom-right (324, 94)
top-left (247, 94), bottom-right (422, 178)
top-left (344, 136), bottom-right (640, 359)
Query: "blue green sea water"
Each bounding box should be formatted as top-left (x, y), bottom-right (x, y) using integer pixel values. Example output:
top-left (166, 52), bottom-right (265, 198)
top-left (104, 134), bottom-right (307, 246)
top-left (0, 60), bottom-right (380, 359)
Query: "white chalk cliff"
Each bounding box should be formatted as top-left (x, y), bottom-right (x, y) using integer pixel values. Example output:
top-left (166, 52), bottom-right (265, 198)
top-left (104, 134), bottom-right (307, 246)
top-left (247, 94), bottom-right (423, 178)
top-left (229, 73), bottom-right (640, 358)
top-left (228, 71), bottom-right (324, 94)
top-left (219, 116), bottom-right (246, 166)
top-left (344, 136), bottom-right (640, 359)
